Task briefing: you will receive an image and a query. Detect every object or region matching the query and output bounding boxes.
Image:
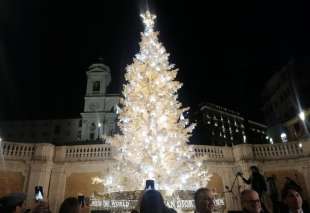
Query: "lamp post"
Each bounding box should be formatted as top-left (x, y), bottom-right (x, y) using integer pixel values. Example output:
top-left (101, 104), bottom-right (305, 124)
top-left (97, 122), bottom-right (102, 140)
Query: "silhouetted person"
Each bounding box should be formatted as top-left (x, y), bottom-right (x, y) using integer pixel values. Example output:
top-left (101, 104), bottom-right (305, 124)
top-left (140, 190), bottom-right (173, 213)
top-left (280, 186), bottom-right (309, 213)
top-left (283, 177), bottom-right (302, 194)
top-left (59, 197), bottom-right (81, 213)
top-left (194, 188), bottom-right (214, 213)
top-left (239, 166), bottom-right (267, 197)
top-left (0, 192), bottom-right (26, 213)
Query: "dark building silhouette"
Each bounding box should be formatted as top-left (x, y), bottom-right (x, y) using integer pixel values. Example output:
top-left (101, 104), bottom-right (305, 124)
top-left (261, 61), bottom-right (310, 142)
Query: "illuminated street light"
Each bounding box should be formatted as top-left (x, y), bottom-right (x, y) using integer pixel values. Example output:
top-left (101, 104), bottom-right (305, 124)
top-left (281, 133), bottom-right (288, 143)
top-left (269, 138), bottom-right (273, 144)
top-left (299, 111), bottom-right (305, 121)
top-left (243, 135), bottom-right (247, 143)
top-left (298, 143), bottom-right (303, 148)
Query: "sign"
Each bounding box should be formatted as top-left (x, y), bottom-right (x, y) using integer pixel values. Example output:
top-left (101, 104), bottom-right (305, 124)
top-left (90, 198), bottom-right (225, 211)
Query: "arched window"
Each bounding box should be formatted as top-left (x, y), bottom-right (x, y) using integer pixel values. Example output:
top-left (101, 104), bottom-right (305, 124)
top-left (90, 122), bottom-right (96, 131)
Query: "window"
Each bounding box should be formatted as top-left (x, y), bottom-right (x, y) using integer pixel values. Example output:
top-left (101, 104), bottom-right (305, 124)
top-left (31, 132), bottom-right (36, 138)
top-left (42, 132), bottom-right (48, 137)
top-left (54, 125), bottom-right (60, 134)
top-left (77, 131), bottom-right (81, 139)
top-left (92, 81), bottom-right (100, 92)
top-left (90, 123), bottom-right (96, 131)
top-left (90, 133), bottom-right (95, 140)
top-left (79, 120), bottom-right (82, 127)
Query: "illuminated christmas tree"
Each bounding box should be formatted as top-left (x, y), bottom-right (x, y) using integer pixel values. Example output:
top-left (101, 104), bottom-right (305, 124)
top-left (93, 10), bottom-right (209, 194)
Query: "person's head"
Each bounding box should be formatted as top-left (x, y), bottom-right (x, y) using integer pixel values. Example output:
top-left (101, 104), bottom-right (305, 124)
top-left (0, 192), bottom-right (26, 213)
top-left (281, 186), bottom-right (303, 211)
top-left (240, 189), bottom-right (261, 213)
top-left (194, 188), bottom-right (214, 213)
top-left (140, 190), bottom-right (167, 213)
top-left (250, 166), bottom-right (259, 174)
top-left (59, 197), bottom-right (80, 213)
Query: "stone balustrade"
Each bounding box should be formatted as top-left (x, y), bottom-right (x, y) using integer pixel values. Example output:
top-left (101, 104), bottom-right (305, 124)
top-left (1, 139), bottom-right (310, 162)
top-left (193, 145), bottom-right (234, 162)
top-left (62, 144), bottom-right (112, 161)
top-left (252, 140), bottom-right (307, 160)
top-left (0, 141), bottom-right (35, 160)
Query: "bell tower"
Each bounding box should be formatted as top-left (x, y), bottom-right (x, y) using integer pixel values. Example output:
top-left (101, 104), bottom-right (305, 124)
top-left (85, 58), bottom-right (111, 99)
top-left (81, 58), bottom-right (116, 141)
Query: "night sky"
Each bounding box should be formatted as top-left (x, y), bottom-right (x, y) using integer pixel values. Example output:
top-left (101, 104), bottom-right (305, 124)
top-left (1, 0), bottom-right (310, 122)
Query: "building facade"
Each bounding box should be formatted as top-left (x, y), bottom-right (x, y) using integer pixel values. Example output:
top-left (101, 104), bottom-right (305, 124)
top-left (0, 61), bottom-right (120, 145)
top-left (262, 62), bottom-right (310, 142)
top-left (192, 103), bottom-right (269, 146)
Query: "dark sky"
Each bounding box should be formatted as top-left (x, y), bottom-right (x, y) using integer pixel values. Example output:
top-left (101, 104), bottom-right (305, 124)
top-left (0, 0), bottom-right (310, 122)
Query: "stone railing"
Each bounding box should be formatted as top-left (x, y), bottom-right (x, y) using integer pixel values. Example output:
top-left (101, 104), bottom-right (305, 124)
top-left (1, 140), bottom-right (310, 163)
top-left (193, 145), bottom-right (234, 162)
top-left (0, 141), bottom-right (35, 160)
top-left (252, 141), bottom-right (306, 160)
top-left (61, 144), bottom-right (112, 161)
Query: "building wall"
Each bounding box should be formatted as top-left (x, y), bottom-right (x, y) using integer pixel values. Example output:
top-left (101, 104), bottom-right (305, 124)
top-left (262, 64), bottom-right (310, 142)
top-left (0, 171), bottom-right (25, 197)
top-left (65, 172), bottom-right (105, 198)
top-left (0, 118), bottom-right (83, 144)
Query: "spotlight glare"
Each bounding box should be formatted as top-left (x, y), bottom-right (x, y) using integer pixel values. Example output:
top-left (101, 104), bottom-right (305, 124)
top-left (299, 111), bottom-right (305, 121)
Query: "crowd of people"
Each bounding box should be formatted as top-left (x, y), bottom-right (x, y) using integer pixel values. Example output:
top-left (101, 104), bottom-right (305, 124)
top-left (0, 166), bottom-right (308, 213)
top-left (236, 166), bottom-right (309, 213)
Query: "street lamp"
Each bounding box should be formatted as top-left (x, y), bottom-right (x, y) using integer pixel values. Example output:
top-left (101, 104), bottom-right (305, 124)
top-left (97, 122), bottom-right (102, 140)
top-left (269, 138), bottom-right (273, 144)
top-left (299, 111), bottom-right (305, 121)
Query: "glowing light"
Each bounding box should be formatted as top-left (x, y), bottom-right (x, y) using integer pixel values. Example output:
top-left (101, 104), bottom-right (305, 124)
top-left (299, 143), bottom-right (303, 148)
top-left (269, 138), bottom-right (273, 144)
top-left (93, 10), bottom-right (208, 193)
top-left (299, 111), bottom-right (305, 121)
top-left (243, 135), bottom-right (247, 143)
top-left (280, 133), bottom-right (288, 143)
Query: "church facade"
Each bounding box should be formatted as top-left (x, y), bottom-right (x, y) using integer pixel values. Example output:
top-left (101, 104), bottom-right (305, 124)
top-left (0, 61), bottom-right (120, 145)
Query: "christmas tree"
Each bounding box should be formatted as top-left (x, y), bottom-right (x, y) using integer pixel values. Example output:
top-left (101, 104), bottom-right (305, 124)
top-left (93, 10), bottom-right (209, 194)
